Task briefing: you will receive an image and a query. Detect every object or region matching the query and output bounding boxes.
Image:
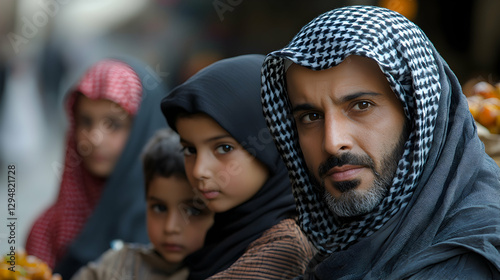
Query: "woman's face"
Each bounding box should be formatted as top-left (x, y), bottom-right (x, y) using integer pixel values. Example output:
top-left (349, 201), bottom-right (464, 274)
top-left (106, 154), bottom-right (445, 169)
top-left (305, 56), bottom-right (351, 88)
top-left (74, 94), bottom-right (132, 177)
top-left (176, 114), bottom-right (270, 213)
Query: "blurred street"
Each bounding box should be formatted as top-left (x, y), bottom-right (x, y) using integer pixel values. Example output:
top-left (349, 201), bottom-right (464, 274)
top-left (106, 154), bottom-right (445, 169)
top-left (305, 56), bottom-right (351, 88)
top-left (0, 57), bottom-right (64, 255)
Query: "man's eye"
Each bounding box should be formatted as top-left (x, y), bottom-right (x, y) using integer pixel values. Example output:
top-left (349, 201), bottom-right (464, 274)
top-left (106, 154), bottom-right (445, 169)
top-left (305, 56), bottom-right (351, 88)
top-left (300, 113), bottom-right (322, 123)
top-left (216, 145), bottom-right (233, 154)
top-left (353, 101), bottom-right (372, 111)
top-left (181, 146), bottom-right (196, 156)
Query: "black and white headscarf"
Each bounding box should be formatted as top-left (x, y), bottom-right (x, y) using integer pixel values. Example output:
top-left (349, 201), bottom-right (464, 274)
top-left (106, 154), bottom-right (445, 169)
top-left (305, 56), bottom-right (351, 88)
top-left (261, 6), bottom-right (441, 254)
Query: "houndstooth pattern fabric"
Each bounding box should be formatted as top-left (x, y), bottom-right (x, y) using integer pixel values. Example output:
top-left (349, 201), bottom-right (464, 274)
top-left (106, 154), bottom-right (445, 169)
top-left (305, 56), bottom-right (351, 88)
top-left (261, 6), bottom-right (441, 254)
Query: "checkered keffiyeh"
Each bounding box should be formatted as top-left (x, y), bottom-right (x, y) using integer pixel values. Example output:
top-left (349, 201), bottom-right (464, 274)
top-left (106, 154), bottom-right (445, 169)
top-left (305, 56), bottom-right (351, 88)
top-left (261, 6), bottom-right (441, 254)
top-left (26, 60), bottom-right (142, 268)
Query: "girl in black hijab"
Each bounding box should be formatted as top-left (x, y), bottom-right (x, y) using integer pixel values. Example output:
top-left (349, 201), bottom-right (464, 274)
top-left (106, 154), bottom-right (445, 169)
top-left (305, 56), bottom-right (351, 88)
top-left (161, 54), bottom-right (315, 279)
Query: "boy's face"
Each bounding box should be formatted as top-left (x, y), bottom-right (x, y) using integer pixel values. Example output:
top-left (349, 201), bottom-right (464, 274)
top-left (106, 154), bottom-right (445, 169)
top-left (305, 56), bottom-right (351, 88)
top-left (146, 175), bottom-right (213, 264)
top-left (176, 114), bottom-right (270, 213)
top-left (74, 94), bottom-right (132, 177)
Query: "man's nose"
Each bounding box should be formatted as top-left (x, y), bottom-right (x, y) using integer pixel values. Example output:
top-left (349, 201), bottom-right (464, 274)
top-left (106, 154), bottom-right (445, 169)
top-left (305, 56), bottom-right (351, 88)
top-left (323, 113), bottom-right (353, 155)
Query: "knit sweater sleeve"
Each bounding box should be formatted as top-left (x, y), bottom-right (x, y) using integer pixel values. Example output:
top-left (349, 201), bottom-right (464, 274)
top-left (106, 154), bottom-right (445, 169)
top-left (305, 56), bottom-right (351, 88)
top-left (70, 247), bottom-right (126, 280)
top-left (208, 218), bottom-right (316, 280)
top-left (70, 244), bottom-right (188, 280)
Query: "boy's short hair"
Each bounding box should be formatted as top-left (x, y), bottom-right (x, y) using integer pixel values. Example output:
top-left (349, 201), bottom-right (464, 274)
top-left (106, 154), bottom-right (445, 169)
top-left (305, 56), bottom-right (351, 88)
top-left (141, 128), bottom-right (185, 194)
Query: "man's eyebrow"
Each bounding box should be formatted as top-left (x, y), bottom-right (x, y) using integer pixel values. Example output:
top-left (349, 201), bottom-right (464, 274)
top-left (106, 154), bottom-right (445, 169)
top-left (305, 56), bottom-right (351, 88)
top-left (339, 91), bottom-right (382, 103)
top-left (291, 92), bottom-right (383, 114)
top-left (292, 103), bottom-right (316, 114)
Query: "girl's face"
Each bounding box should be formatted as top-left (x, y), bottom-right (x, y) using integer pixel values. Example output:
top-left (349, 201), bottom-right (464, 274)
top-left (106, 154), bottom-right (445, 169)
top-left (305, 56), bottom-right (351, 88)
top-left (74, 94), bottom-right (132, 177)
top-left (176, 114), bottom-right (270, 213)
top-left (146, 175), bottom-right (213, 264)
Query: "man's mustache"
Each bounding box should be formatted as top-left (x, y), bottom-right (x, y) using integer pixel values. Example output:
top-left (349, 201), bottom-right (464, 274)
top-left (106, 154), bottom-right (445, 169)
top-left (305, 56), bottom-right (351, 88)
top-left (318, 153), bottom-right (375, 178)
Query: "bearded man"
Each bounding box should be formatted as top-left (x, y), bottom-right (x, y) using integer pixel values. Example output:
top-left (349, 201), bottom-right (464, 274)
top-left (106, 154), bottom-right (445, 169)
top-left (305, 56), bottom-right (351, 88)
top-left (261, 5), bottom-right (500, 279)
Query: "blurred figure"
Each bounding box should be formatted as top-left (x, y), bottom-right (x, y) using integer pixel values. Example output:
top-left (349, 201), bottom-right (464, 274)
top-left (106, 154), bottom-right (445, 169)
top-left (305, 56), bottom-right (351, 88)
top-left (25, 57), bottom-right (169, 279)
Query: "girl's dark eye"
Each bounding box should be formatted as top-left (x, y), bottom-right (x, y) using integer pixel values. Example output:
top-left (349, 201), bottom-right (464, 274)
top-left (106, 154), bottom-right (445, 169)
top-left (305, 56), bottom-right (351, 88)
top-left (216, 145), bottom-right (233, 154)
top-left (103, 119), bottom-right (122, 131)
top-left (182, 146), bottom-right (196, 156)
top-left (76, 116), bottom-right (92, 128)
top-left (151, 204), bottom-right (167, 213)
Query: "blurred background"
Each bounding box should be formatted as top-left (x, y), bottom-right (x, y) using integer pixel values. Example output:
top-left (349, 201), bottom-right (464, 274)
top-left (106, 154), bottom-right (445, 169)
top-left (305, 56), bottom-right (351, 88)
top-left (1, 0), bottom-right (499, 256)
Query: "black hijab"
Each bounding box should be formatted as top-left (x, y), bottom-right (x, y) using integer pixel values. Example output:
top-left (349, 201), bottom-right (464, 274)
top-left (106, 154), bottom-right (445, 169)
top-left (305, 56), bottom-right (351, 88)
top-left (53, 56), bottom-right (169, 279)
top-left (161, 54), bottom-right (296, 280)
top-left (261, 6), bottom-right (500, 279)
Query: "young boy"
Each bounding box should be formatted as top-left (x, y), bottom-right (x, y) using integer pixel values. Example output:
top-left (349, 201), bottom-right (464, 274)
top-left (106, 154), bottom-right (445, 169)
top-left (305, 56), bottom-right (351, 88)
top-left (71, 128), bottom-right (214, 280)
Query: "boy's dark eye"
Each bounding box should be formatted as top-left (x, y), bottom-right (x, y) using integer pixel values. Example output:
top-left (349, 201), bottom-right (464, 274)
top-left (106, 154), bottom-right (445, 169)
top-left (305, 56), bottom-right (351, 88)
top-left (185, 207), bottom-right (202, 216)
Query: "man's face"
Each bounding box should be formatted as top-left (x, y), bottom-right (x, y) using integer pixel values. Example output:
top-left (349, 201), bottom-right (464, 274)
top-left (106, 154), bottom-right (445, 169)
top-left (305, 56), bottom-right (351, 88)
top-left (286, 55), bottom-right (408, 217)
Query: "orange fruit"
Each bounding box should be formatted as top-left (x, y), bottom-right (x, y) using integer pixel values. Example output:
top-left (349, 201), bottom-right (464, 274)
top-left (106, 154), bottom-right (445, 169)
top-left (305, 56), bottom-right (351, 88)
top-left (379, 0), bottom-right (418, 21)
top-left (477, 103), bottom-right (500, 128)
top-left (483, 97), bottom-right (500, 110)
top-left (472, 81), bottom-right (498, 99)
top-left (495, 82), bottom-right (500, 98)
top-left (488, 124), bottom-right (500, 134)
top-left (467, 95), bottom-right (484, 119)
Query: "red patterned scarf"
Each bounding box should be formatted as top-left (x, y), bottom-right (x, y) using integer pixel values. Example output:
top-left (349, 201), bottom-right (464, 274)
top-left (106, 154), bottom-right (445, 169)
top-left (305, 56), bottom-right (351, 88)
top-left (25, 60), bottom-right (142, 268)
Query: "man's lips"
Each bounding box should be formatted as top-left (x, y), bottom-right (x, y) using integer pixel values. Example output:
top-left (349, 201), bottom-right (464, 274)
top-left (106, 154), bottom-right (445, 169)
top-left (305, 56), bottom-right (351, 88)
top-left (325, 165), bottom-right (364, 181)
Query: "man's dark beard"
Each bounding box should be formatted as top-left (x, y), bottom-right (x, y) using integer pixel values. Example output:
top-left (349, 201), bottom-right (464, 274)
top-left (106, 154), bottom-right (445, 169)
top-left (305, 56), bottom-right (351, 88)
top-left (318, 153), bottom-right (375, 193)
top-left (310, 128), bottom-right (407, 218)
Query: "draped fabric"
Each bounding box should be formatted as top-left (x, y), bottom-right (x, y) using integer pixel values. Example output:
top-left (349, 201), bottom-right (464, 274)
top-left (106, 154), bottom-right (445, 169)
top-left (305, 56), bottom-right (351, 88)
top-left (162, 54), bottom-right (296, 280)
top-left (26, 57), bottom-right (169, 279)
top-left (260, 6), bottom-right (500, 278)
